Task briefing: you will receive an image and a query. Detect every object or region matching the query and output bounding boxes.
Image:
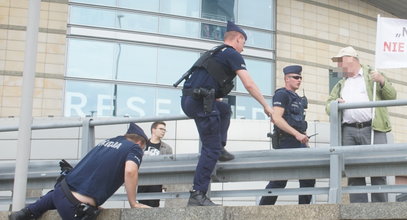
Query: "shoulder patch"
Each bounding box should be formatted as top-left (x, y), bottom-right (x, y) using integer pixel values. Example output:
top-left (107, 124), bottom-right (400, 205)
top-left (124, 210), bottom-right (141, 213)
top-left (134, 155), bottom-right (141, 165)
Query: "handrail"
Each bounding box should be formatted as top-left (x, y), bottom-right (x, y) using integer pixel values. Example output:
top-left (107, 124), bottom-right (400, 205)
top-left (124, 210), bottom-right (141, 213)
top-left (0, 115), bottom-right (189, 132)
top-left (337, 99), bottom-right (407, 109)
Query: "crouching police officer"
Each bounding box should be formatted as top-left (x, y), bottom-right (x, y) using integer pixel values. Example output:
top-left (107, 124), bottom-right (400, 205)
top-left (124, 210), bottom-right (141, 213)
top-left (259, 65), bottom-right (316, 205)
top-left (9, 122), bottom-right (150, 220)
top-left (179, 21), bottom-right (273, 206)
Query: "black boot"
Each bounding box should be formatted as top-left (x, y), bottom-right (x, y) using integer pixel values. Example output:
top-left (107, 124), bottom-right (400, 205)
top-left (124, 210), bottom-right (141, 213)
top-left (218, 148), bottom-right (235, 162)
top-left (9, 207), bottom-right (36, 220)
top-left (187, 190), bottom-right (219, 206)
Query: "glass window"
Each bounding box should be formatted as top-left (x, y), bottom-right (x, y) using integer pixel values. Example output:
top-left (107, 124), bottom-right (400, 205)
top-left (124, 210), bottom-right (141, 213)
top-left (66, 39), bottom-right (115, 80)
top-left (155, 88), bottom-right (184, 116)
top-left (116, 85), bottom-right (155, 117)
top-left (200, 23), bottom-right (226, 41)
top-left (159, 17), bottom-right (200, 38)
top-left (118, 0), bottom-right (159, 12)
top-left (117, 44), bottom-right (157, 83)
top-left (234, 96), bottom-right (270, 120)
top-left (201, 0), bottom-right (236, 21)
top-left (157, 48), bottom-right (199, 85)
top-left (70, 0), bottom-right (115, 7)
top-left (64, 81), bottom-right (114, 117)
top-left (70, 6), bottom-right (116, 28)
top-left (245, 29), bottom-right (273, 49)
top-left (117, 12), bottom-right (158, 32)
top-left (236, 59), bottom-right (273, 95)
top-left (65, 82), bottom-right (185, 118)
top-left (237, 0), bottom-right (273, 30)
top-left (160, 0), bottom-right (200, 17)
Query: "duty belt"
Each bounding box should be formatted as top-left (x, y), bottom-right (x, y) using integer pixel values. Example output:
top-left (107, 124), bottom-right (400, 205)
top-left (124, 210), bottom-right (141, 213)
top-left (342, 120), bottom-right (372, 129)
top-left (182, 88), bottom-right (215, 114)
top-left (60, 179), bottom-right (81, 206)
top-left (182, 88), bottom-right (195, 96)
top-left (60, 179), bottom-right (100, 220)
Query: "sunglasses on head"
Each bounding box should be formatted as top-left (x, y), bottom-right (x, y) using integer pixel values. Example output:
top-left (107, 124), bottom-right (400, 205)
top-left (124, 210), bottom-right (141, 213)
top-left (288, 75), bottom-right (302, 80)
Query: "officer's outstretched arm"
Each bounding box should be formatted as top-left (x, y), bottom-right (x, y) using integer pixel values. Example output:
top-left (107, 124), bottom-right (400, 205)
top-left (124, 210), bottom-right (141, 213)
top-left (273, 106), bottom-right (308, 144)
top-left (124, 160), bottom-right (151, 208)
top-left (236, 69), bottom-right (273, 117)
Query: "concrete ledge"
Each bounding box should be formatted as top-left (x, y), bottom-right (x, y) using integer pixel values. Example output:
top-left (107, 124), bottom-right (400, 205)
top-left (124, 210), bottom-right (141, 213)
top-left (1, 203), bottom-right (407, 220)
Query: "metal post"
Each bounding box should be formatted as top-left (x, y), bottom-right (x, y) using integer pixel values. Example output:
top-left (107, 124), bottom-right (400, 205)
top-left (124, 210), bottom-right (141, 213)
top-left (328, 101), bottom-right (344, 203)
top-left (81, 118), bottom-right (95, 158)
top-left (11, 0), bottom-right (41, 211)
top-left (329, 101), bottom-right (341, 147)
top-left (328, 152), bottom-right (342, 203)
top-left (112, 15), bottom-right (123, 116)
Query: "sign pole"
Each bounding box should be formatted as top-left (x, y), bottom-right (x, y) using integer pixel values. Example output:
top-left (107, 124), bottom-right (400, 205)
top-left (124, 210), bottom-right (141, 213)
top-left (370, 14), bottom-right (381, 145)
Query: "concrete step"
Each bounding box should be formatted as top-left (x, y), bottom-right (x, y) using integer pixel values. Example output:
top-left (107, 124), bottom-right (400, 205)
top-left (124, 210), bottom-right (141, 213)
top-left (1, 202), bottom-right (407, 220)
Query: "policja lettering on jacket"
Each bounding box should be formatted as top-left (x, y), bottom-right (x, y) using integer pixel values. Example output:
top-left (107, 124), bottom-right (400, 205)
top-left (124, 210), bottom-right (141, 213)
top-left (97, 140), bottom-right (122, 149)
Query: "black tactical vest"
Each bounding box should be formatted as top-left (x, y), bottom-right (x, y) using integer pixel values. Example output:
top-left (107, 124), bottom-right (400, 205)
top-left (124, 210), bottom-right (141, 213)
top-left (275, 88), bottom-right (308, 133)
top-left (192, 44), bottom-right (236, 98)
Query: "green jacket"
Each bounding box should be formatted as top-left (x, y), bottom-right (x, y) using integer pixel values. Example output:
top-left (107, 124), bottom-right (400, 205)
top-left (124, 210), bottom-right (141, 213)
top-left (325, 64), bottom-right (397, 132)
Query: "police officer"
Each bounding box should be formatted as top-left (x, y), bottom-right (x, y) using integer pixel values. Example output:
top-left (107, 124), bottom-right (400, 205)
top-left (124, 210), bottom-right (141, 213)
top-left (259, 65), bottom-right (315, 205)
top-left (9, 122), bottom-right (150, 220)
top-left (181, 21), bottom-right (273, 206)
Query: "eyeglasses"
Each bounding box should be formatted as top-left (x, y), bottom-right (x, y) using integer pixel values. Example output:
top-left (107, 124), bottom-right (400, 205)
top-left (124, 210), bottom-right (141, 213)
top-left (158, 128), bottom-right (167, 132)
top-left (288, 76), bottom-right (302, 80)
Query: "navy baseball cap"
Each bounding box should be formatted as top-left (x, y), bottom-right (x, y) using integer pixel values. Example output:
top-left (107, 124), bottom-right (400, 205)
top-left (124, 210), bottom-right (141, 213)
top-left (126, 122), bottom-right (148, 142)
top-left (226, 21), bottom-right (247, 40)
top-left (283, 65), bottom-right (302, 75)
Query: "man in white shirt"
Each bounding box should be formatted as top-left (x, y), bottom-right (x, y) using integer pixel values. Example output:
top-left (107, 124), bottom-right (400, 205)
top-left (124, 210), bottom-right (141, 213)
top-left (326, 46), bottom-right (397, 203)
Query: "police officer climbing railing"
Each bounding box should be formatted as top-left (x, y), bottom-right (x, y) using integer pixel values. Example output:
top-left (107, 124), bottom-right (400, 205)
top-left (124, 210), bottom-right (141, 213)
top-left (8, 123), bottom-right (151, 220)
top-left (175, 21), bottom-right (273, 206)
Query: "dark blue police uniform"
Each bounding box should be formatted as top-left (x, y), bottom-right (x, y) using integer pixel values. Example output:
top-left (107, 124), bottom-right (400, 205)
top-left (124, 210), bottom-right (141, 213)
top-left (272, 87), bottom-right (307, 149)
top-left (20, 124), bottom-right (145, 220)
top-left (181, 45), bottom-right (246, 193)
top-left (259, 65), bottom-right (315, 205)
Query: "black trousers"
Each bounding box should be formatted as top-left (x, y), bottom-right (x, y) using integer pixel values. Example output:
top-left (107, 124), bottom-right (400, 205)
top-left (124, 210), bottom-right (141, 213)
top-left (260, 135), bottom-right (316, 205)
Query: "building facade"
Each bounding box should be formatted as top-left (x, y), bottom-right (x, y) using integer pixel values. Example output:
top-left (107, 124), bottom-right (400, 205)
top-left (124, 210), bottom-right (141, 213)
top-left (2, 0), bottom-right (406, 140)
top-left (1, 0), bottom-right (407, 207)
top-left (64, 0), bottom-right (275, 120)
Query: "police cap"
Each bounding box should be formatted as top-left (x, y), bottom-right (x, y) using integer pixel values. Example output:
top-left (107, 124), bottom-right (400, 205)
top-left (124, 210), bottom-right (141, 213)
top-left (126, 122), bottom-right (148, 142)
top-left (226, 21), bottom-right (247, 40)
top-left (283, 65), bottom-right (302, 75)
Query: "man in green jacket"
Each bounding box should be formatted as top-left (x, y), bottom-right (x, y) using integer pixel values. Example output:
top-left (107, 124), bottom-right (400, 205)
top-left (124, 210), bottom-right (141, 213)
top-left (326, 46), bottom-right (396, 203)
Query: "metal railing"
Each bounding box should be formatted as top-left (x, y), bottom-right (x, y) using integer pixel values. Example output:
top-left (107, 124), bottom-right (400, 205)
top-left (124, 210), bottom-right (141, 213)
top-left (1, 144), bottom-right (407, 205)
top-left (328, 99), bottom-right (407, 203)
top-left (1, 99), bottom-right (407, 206)
top-left (0, 115), bottom-right (189, 157)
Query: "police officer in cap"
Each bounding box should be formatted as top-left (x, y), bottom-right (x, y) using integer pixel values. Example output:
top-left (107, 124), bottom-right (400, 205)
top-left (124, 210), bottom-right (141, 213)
top-left (259, 65), bottom-right (315, 205)
top-left (9, 123), bottom-right (150, 220)
top-left (181, 21), bottom-right (273, 206)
